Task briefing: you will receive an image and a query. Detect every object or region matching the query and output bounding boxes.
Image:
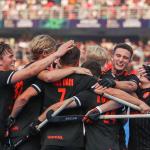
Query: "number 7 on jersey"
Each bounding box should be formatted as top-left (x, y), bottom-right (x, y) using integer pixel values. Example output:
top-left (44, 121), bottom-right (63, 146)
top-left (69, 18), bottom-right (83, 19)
top-left (58, 88), bottom-right (66, 102)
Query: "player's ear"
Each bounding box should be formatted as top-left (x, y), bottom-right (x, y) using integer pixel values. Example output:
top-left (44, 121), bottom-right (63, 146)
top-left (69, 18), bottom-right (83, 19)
top-left (42, 51), bottom-right (50, 58)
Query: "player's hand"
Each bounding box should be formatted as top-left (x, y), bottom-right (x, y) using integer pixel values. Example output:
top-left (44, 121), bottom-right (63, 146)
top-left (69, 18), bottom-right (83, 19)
top-left (98, 78), bottom-right (116, 88)
top-left (73, 67), bottom-right (93, 76)
top-left (28, 119), bottom-right (41, 136)
top-left (83, 107), bottom-right (101, 124)
top-left (55, 40), bottom-right (75, 58)
top-left (6, 116), bottom-right (15, 129)
top-left (139, 65), bottom-right (150, 80)
top-left (143, 65), bottom-right (150, 80)
top-left (92, 85), bottom-right (106, 95)
top-left (138, 66), bottom-right (146, 76)
top-left (46, 109), bottom-right (54, 121)
top-left (5, 116), bottom-right (15, 139)
top-left (139, 102), bottom-right (150, 114)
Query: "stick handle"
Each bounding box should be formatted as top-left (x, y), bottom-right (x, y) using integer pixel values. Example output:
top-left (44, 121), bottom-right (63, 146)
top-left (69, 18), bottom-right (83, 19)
top-left (100, 114), bottom-right (150, 119)
top-left (103, 93), bottom-right (141, 111)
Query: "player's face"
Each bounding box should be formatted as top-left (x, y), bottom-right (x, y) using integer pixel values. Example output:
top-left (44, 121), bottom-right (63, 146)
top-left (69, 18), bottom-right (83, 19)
top-left (1, 51), bottom-right (15, 70)
top-left (112, 48), bottom-right (131, 71)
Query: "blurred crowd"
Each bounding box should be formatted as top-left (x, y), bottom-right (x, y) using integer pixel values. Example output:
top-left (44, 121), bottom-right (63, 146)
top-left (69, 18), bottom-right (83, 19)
top-left (1, 0), bottom-right (150, 20)
top-left (0, 37), bottom-right (150, 71)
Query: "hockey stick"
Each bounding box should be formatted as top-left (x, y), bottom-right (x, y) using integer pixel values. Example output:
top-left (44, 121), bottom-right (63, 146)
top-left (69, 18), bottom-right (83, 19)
top-left (99, 113), bottom-right (150, 119)
top-left (103, 93), bottom-right (141, 111)
top-left (46, 113), bottom-right (150, 123)
top-left (12, 98), bottom-right (74, 149)
top-left (37, 98), bottom-right (74, 130)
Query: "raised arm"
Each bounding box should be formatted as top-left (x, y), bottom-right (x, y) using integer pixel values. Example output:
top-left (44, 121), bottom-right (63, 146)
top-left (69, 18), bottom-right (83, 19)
top-left (11, 40), bottom-right (74, 84)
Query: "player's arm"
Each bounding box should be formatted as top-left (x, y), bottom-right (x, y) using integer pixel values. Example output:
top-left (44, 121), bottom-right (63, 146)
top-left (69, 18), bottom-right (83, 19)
top-left (94, 87), bottom-right (150, 113)
top-left (10, 40), bottom-right (74, 84)
top-left (115, 80), bottom-right (138, 92)
top-left (115, 74), bottom-right (140, 92)
top-left (96, 100), bottom-right (121, 113)
top-left (74, 89), bottom-right (122, 113)
top-left (83, 100), bottom-right (122, 123)
top-left (38, 96), bottom-right (121, 122)
top-left (38, 67), bottom-right (92, 82)
top-left (99, 75), bottom-right (139, 93)
top-left (10, 87), bottom-right (39, 118)
top-left (38, 97), bottom-right (78, 122)
top-left (37, 88), bottom-right (122, 122)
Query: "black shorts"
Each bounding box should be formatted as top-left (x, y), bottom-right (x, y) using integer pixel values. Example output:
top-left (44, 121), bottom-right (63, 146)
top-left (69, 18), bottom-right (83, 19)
top-left (41, 145), bottom-right (84, 150)
top-left (85, 139), bottom-right (119, 150)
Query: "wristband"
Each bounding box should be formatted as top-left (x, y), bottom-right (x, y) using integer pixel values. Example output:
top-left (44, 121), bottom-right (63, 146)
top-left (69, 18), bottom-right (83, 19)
top-left (96, 106), bottom-right (103, 114)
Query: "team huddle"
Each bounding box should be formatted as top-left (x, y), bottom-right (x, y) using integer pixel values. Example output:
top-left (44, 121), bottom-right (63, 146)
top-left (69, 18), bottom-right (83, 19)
top-left (0, 35), bottom-right (150, 150)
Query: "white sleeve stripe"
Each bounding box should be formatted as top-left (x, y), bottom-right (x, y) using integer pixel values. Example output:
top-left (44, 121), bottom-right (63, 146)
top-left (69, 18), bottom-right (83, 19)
top-left (7, 71), bottom-right (15, 84)
top-left (73, 96), bottom-right (81, 107)
top-left (32, 84), bottom-right (41, 93)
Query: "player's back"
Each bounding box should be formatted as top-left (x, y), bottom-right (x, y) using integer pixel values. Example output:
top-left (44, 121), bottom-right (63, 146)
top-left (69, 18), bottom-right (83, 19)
top-left (33, 73), bottom-right (96, 111)
top-left (75, 90), bottom-right (120, 150)
top-left (32, 73), bottom-right (97, 148)
top-left (10, 64), bottom-right (43, 137)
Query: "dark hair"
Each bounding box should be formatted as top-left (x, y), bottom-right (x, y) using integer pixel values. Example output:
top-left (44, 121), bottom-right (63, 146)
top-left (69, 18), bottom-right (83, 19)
top-left (81, 60), bottom-right (101, 78)
top-left (0, 42), bottom-right (12, 56)
top-left (60, 46), bottom-right (80, 66)
top-left (113, 43), bottom-right (133, 57)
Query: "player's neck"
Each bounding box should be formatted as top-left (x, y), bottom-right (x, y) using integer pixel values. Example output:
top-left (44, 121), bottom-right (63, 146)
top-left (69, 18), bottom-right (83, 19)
top-left (0, 65), bottom-right (7, 71)
top-left (112, 67), bottom-right (125, 76)
top-left (0, 65), bottom-right (15, 71)
top-left (61, 64), bottom-right (77, 69)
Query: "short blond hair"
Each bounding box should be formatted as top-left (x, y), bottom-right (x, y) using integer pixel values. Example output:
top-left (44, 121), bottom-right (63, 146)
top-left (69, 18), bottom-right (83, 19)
top-left (29, 35), bottom-right (56, 60)
top-left (86, 45), bottom-right (111, 67)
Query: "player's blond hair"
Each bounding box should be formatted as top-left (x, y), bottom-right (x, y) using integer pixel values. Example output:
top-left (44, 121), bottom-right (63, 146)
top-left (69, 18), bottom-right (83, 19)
top-left (29, 34), bottom-right (57, 60)
top-left (86, 45), bottom-right (111, 67)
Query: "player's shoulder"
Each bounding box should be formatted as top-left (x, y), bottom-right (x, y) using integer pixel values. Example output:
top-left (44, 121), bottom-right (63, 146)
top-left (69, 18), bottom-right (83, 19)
top-left (0, 70), bottom-right (16, 85)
